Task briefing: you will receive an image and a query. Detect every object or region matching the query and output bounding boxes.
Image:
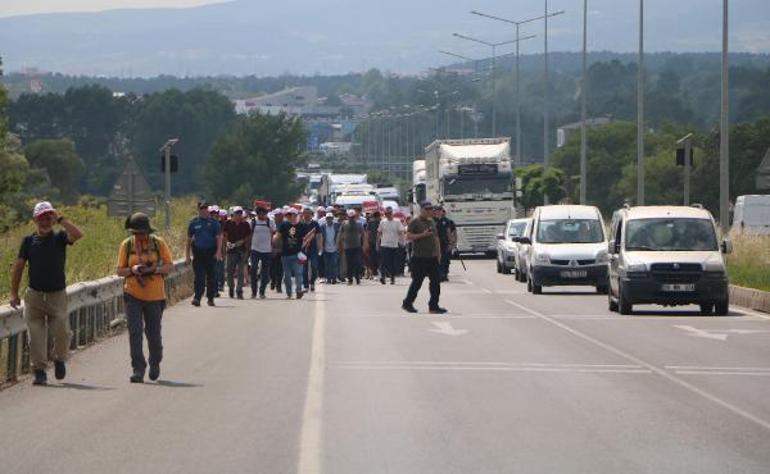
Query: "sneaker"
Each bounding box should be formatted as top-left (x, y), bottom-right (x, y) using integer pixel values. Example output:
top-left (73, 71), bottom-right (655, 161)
top-left (130, 370), bottom-right (144, 383)
top-left (237, 294), bottom-right (244, 300)
top-left (380, 277), bottom-right (386, 285)
top-left (296, 291), bottom-right (304, 300)
top-left (276, 287), bottom-right (283, 294)
top-left (33, 369), bottom-right (47, 386)
top-left (401, 302), bottom-right (418, 314)
top-left (286, 293), bottom-right (293, 299)
top-left (192, 299), bottom-right (201, 307)
top-left (310, 284), bottom-right (315, 292)
top-left (54, 360), bottom-right (66, 380)
top-left (259, 292), bottom-right (266, 299)
top-left (347, 280), bottom-right (353, 286)
top-left (251, 293), bottom-right (257, 299)
top-left (149, 365), bottom-right (160, 381)
top-left (429, 307), bottom-right (448, 314)
top-left (391, 278), bottom-right (396, 285)
top-left (356, 278), bottom-right (361, 285)
top-left (207, 298), bottom-right (216, 307)
top-left (229, 289), bottom-right (235, 298)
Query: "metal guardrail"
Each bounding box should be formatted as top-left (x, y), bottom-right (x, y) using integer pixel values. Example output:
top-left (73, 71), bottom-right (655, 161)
top-left (0, 260), bottom-right (192, 385)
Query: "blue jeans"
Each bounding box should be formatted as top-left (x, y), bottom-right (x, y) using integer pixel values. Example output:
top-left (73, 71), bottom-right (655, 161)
top-left (250, 251), bottom-right (272, 295)
top-left (281, 255), bottom-right (304, 295)
top-left (323, 252), bottom-right (339, 281)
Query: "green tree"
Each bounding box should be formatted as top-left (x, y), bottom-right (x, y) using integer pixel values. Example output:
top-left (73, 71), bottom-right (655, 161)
top-left (0, 134), bottom-right (30, 230)
top-left (24, 139), bottom-right (84, 203)
top-left (516, 164), bottom-right (566, 211)
top-left (205, 112), bottom-right (307, 205)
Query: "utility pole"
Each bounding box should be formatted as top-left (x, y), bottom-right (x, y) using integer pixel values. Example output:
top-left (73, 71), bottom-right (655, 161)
top-left (580, 0), bottom-right (589, 205)
top-left (159, 138), bottom-right (179, 232)
top-left (677, 133), bottom-right (694, 206)
top-left (637, 0), bottom-right (645, 206)
top-left (720, 0), bottom-right (730, 231)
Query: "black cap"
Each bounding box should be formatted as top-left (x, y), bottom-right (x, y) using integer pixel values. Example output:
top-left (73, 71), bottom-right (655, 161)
top-left (125, 213), bottom-right (155, 233)
top-left (420, 201), bottom-right (433, 209)
top-left (198, 200), bottom-right (209, 209)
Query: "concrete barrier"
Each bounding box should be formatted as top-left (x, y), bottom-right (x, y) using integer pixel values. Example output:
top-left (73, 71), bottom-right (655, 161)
top-left (730, 285), bottom-right (770, 314)
top-left (0, 260), bottom-right (192, 386)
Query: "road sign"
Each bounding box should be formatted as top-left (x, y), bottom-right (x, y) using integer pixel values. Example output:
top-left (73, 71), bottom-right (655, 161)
top-left (108, 159), bottom-right (157, 217)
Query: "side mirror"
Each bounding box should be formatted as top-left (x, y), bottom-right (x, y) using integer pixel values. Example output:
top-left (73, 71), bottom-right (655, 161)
top-left (721, 239), bottom-right (733, 254)
top-left (516, 236), bottom-right (531, 245)
top-left (496, 233), bottom-right (505, 240)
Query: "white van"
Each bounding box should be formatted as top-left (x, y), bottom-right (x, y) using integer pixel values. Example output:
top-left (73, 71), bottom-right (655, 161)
top-left (607, 206), bottom-right (732, 315)
top-left (515, 205), bottom-right (609, 294)
top-left (732, 195), bottom-right (770, 235)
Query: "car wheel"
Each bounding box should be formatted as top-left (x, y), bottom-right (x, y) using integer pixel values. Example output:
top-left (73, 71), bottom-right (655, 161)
top-left (618, 284), bottom-right (633, 315)
top-left (502, 265), bottom-right (512, 275)
top-left (714, 299), bottom-right (729, 316)
top-left (596, 285), bottom-right (609, 295)
top-left (700, 303), bottom-right (714, 315)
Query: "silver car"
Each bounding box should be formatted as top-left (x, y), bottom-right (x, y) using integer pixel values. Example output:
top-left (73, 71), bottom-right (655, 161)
top-left (496, 218), bottom-right (531, 277)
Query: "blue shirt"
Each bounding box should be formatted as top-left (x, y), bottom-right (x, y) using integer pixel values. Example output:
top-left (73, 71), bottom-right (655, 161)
top-left (320, 221), bottom-right (339, 253)
top-left (188, 217), bottom-right (221, 250)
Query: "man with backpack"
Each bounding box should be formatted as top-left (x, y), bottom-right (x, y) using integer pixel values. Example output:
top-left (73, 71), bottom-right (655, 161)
top-left (10, 201), bottom-right (83, 385)
top-left (249, 206), bottom-right (274, 299)
top-left (187, 201), bottom-right (223, 307)
top-left (117, 213), bottom-right (173, 383)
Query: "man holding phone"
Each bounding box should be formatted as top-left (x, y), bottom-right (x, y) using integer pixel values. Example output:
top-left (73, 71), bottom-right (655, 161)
top-left (401, 201), bottom-right (447, 314)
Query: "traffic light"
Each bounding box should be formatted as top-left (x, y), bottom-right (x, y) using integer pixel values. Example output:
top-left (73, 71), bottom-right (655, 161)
top-left (676, 148), bottom-right (694, 167)
top-left (161, 154), bottom-right (179, 173)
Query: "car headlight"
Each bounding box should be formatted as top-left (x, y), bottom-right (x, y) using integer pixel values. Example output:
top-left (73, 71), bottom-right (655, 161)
top-left (624, 262), bottom-right (648, 278)
top-left (704, 256), bottom-right (726, 277)
top-left (596, 250), bottom-right (609, 264)
top-left (535, 253), bottom-right (550, 264)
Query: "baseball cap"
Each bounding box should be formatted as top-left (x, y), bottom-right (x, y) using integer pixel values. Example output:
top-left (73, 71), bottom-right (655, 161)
top-left (286, 208), bottom-right (298, 215)
top-left (303, 207), bottom-right (313, 214)
top-left (232, 206), bottom-right (244, 214)
top-left (420, 201), bottom-right (434, 209)
top-left (33, 201), bottom-right (56, 219)
top-left (325, 212), bottom-right (334, 218)
top-left (273, 208), bottom-right (284, 216)
top-left (198, 200), bottom-right (210, 209)
top-left (218, 209), bottom-right (228, 217)
top-left (317, 206), bottom-right (325, 212)
top-left (325, 206), bottom-right (334, 212)
top-left (346, 209), bottom-right (356, 217)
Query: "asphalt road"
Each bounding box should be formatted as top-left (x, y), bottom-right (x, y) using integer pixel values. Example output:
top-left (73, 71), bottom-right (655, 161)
top-left (2, 260), bottom-right (770, 473)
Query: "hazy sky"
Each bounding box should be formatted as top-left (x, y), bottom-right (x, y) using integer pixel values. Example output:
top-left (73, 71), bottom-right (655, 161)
top-left (0, 0), bottom-right (227, 18)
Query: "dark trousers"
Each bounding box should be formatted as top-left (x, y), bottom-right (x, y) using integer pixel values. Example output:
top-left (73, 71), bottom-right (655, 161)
top-left (303, 252), bottom-right (320, 289)
top-left (323, 252), bottom-right (339, 281)
top-left (380, 246), bottom-right (399, 280)
top-left (404, 257), bottom-right (441, 309)
top-left (270, 253), bottom-right (284, 291)
top-left (192, 247), bottom-right (217, 301)
top-left (125, 294), bottom-right (163, 373)
top-left (345, 248), bottom-right (363, 282)
top-left (439, 246), bottom-right (451, 278)
top-left (250, 251), bottom-right (272, 295)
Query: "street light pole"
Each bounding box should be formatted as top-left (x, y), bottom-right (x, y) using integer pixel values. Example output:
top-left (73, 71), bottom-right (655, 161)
top-left (159, 138), bottom-right (179, 232)
top-left (580, 0), bottom-right (588, 205)
top-left (720, 0), bottom-right (730, 231)
top-left (637, 0), bottom-right (645, 205)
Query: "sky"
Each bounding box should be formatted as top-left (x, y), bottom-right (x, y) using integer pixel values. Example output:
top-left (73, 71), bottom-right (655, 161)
top-left (0, 0), bottom-right (228, 18)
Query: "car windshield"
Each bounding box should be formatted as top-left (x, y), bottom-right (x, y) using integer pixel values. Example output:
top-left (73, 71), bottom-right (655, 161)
top-left (508, 222), bottom-right (527, 238)
top-left (443, 176), bottom-right (511, 197)
top-left (536, 219), bottom-right (604, 244)
top-left (625, 218), bottom-right (718, 251)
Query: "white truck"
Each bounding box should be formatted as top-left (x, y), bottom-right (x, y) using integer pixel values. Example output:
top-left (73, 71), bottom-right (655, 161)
top-left (424, 138), bottom-right (515, 255)
top-left (318, 173), bottom-right (368, 206)
top-left (410, 159), bottom-right (427, 217)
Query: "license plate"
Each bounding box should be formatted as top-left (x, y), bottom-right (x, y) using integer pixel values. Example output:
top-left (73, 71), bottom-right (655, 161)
top-left (560, 270), bottom-right (588, 279)
top-left (662, 284), bottom-right (695, 292)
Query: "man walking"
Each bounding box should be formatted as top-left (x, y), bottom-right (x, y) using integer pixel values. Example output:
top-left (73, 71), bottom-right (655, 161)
top-left (249, 206), bottom-right (274, 299)
top-left (274, 208), bottom-right (315, 299)
top-left (402, 202), bottom-right (447, 314)
top-left (10, 202), bottom-right (83, 385)
top-left (378, 207), bottom-right (405, 285)
top-left (434, 205), bottom-right (456, 282)
top-left (117, 213), bottom-right (173, 383)
top-left (223, 206), bottom-right (251, 299)
top-left (365, 211), bottom-right (381, 279)
top-left (319, 212), bottom-right (340, 284)
top-left (270, 209), bottom-right (285, 293)
top-left (301, 207), bottom-right (321, 292)
top-left (187, 201), bottom-right (223, 307)
top-left (339, 209), bottom-right (366, 285)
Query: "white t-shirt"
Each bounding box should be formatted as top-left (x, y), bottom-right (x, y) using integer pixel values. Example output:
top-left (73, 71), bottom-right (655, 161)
top-left (379, 219), bottom-right (404, 248)
top-left (250, 218), bottom-right (275, 253)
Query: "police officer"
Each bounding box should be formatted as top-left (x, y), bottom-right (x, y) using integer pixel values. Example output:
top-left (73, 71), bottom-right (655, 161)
top-left (187, 201), bottom-right (223, 307)
top-left (434, 205), bottom-right (456, 282)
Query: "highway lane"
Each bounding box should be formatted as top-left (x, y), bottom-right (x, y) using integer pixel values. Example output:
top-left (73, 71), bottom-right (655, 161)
top-left (2, 260), bottom-right (770, 473)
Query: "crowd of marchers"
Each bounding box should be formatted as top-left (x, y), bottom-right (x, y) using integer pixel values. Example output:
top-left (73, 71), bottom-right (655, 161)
top-left (7, 198), bottom-right (456, 386)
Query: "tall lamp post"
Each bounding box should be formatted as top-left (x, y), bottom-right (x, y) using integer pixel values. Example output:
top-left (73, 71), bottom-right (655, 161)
top-left (159, 138), bottom-right (179, 232)
top-left (452, 33), bottom-right (518, 137)
top-left (720, 0), bottom-right (730, 231)
top-left (580, 0), bottom-right (588, 204)
top-left (469, 8), bottom-right (560, 174)
top-left (637, 0), bottom-right (645, 205)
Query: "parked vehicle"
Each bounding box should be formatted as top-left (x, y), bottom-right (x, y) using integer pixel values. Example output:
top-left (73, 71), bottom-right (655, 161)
top-left (410, 160), bottom-right (427, 217)
top-left (375, 187), bottom-right (400, 203)
top-left (496, 218), bottom-right (531, 276)
top-left (319, 173), bottom-right (368, 206)
top-left (732, 195), bottom-right (770, 235)
top-left (607, 206), bottom-right (732, 316)
top-left (516, 205), bottom-right (608, 294)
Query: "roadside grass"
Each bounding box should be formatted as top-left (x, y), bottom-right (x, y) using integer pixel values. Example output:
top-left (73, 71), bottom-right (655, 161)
top-left (727, 233), bottom-right (770, 292)
top-left (0, 198), bottom-right (197, 305)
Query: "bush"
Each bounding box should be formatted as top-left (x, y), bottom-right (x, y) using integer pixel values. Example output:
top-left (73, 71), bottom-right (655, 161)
top-left (727, 234), bottom-right (770, 292)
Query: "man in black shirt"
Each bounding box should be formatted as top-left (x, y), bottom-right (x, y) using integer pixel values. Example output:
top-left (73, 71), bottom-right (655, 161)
top-left (273, 208), bottom-right (316, 299)
top-left (434, 206), bottom-right (457, 282)
top-left (10, 201), bottom-right (83, 385)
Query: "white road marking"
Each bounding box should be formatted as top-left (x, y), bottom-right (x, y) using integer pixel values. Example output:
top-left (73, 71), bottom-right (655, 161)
top-left (666, 365), bottom-right (770, 377)
top-left (674, 325), bottom-right (728, 341)
top-left (329, 361), bottom-right (650, 374)
top-left (297, 287), bottom-right (325, 474)
top-left (675, 371), bottom-right (770, 377)
top-left (504, 299), bottom-right (770, 432)
top-left (666, 365), bottom-right (770, 371)
top-left (333, 361), bottom-right (643, 368)
top-left (328, 314), bottom-right (536, 319)
top-left (733, 307), bottom-right (770, 321)
top-left (428, 321), bottom-right (469, 336)
top-left (481, 288), bottom-right (494, 294)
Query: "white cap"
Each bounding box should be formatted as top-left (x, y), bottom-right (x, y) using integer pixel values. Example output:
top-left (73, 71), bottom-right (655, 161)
top-left (325, 212), bottom-right (334, 218)
top-left (317, 206), bottom-right (325, 212)
top-left (286, 208), bottom-right (298, 215)
top-left (33, 201), bottom-right (56, 219)
top-left (218, 209), bottom-right (228, 217)
top-left (325, 206), bottom-right (334, 212)
top-left (232, 206), bottom-right (244, 214)
top-left (273, 208), bottom-right (284, 216)
top-left (346, 209), bottom-right (356, 217)
top-left (208, 205), bottom-right (220, 213)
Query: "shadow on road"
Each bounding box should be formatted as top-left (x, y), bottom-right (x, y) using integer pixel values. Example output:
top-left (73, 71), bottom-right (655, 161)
top-left (153, 380), bottom-right (203, 388)
top-left (47, 382), bottom-right (116, 391)
top-left (623, 310), bottom-right (745, 318)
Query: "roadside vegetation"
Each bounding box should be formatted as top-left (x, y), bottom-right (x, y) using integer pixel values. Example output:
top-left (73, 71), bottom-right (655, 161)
top-left (0, 197), bottom-right (196, 305)
top-left (727, 234), bottom-right (770, 292)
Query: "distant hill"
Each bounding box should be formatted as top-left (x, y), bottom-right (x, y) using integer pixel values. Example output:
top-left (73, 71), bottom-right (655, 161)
top-left (1, 0), bottom-right (769, 77)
